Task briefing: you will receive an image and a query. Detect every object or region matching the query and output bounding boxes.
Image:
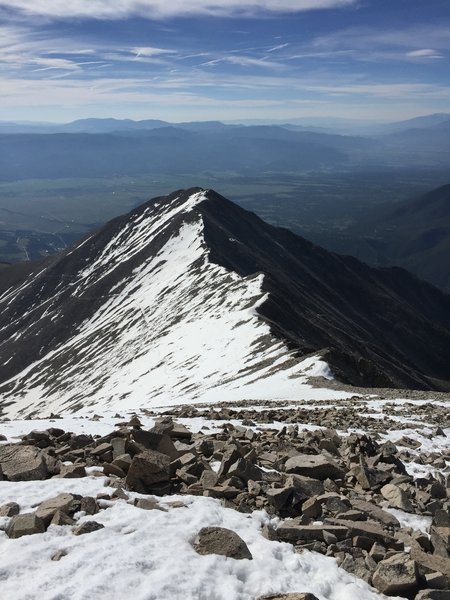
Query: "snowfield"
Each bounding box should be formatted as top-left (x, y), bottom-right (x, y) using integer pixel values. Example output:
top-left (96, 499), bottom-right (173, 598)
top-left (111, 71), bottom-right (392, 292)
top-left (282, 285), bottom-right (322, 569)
top-left (0, 468), bottom-right (396, 600)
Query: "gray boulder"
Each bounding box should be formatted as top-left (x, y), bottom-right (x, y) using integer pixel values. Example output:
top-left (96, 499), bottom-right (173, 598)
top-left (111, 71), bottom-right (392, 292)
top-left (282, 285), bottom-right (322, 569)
top-left (0, 502), bottom-right (20, 517)
top-left (372, 554), bottom-right (418, 596)
top-left (6, 513), bottom-right (46, 538)
top-left (381, 483), bottom-right (413, 512)
top-left (73, 521), bottom-right (105, 535)
top-left (285, 454), bottom-right (344, 481)
top-left (193, 527), bottom-right (252, 560)
top-left (0, 445), bottom-right (49, 481)
top-left (36, 493), bottom-right (75, 525)
top-left (125, 449), bottom-right (171, 494)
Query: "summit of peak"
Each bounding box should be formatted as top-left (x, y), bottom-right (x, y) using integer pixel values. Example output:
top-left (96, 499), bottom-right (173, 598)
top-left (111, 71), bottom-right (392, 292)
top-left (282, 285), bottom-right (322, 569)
top-left (1, 186), bottom-right (450, 417)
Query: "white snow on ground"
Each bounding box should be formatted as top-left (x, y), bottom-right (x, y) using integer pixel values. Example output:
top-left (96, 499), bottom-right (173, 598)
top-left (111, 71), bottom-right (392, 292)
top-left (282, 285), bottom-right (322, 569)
top-left (382, 506), bottom-right (432, 536)
top-left (0, 190), bottom-right (350, 419)
top-left (0, 403), bottom-right (446, 600)
top-left (0, 475), bottom-right (397, 600)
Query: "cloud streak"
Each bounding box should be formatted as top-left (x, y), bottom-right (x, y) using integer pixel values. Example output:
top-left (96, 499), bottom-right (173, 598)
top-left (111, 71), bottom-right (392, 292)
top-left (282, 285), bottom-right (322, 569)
top-left (406, 48), bottom-right (444, 60)
top-left (0, 0), bottom-right (357, 20)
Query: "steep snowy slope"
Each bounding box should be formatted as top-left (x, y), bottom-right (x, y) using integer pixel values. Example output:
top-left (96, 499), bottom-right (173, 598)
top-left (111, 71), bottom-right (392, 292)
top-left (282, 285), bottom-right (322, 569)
top-left (1, 187), bottom-right (450, 418)
top-left (0, 190), bottom-right (335, 417)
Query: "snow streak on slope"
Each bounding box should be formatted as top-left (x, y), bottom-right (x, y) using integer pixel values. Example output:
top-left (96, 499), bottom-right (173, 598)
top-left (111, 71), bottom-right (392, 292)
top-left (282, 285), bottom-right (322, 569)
top-left (0, 191), bottom-right (339, 418)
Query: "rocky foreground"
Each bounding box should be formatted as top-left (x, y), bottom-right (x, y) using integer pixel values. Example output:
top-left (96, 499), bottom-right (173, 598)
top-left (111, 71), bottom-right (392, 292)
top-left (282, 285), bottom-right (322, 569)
top-left (0, 396), bottom-right (449, 600)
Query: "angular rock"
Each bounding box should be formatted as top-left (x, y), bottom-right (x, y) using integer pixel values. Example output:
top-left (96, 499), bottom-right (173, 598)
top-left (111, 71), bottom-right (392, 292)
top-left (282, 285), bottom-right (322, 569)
top-left (287, 475), bottom-right (325, 500)
top-left (69, 434), bottom-right (93, 450)
top-left (111, 437), bottom-right (127, 459)
top-left (57, 464), bottom-right (86, 478)
top-left (36, 493), bottom-right (75, 525)
top-left (102, 462), bottom-right (126, 478)
top-left (73, 521), bottom-right (105, 535)
top-left (112, 453), bottom-right (132, 472)
top-left (326, 519), bottom-right (400, 548)
top-left (431, 527), bottom-right (450, 559)
top-left (381, 483), bottom-right (413, 512)
top-left (200, 469), bottom-right (219, 490)
top-left (131, 430), bottom-right (178, 461)
top-left (217, 445), bottom-right (241, 481)
top-left (227, 458), bottom-right (261, 483)
top-left (50, 510), bottom-right (75, 526)
top-left (266, 487), bottom-right (294, 511)
top-left (80, 496), bottom-right (99, 515)
top-left (372, 554), bottom-right (418, 596)
top-left (133, 498), bottom-right (167, 511)
top-left (125, 449), bottom-right (171, 494)
top-left (285, 454), bottom-right (344, 481)
top-left (193, 527), bottom-right (252, 560)
top-left (6, 513), bottom-right (46, 538)
top-left (0, 502), bottom-right (20, 517)
top-left (0, 444), bottom-right (49, 481)
top-left (276, 523), bottom-right (348, 543)
top-left (91, 442), bottom-right (113, 457)
top-left (350, 499), bottom-right (400, 528)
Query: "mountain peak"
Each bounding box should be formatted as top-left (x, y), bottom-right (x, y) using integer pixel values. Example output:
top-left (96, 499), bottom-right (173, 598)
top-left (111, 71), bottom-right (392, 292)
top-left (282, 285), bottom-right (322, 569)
top-left (1, 187), bottom-right (450, 417)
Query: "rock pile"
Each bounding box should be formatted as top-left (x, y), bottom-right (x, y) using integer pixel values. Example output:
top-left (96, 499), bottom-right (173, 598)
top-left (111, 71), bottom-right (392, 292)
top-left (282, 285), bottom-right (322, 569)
top-left (0, 413), bottom-right (449, 599)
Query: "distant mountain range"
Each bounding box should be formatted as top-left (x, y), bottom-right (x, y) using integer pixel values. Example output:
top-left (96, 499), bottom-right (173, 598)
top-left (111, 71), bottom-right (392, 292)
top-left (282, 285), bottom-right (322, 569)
top-left (2, 113), bottom-right (449, 135)
top-left (0, 114), bottom-right (449, 183)
top-left (1, 188), bottom-right (450, 419)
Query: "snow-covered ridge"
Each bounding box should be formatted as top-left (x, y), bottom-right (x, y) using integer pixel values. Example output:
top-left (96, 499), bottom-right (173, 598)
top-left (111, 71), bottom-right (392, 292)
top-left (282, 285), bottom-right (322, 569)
top-left (0, 190), bottom-right (340, 418)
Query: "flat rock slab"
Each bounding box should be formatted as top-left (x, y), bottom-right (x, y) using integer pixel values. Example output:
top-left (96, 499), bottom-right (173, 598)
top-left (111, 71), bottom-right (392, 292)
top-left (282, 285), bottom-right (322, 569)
top-left (285, 454), bottom-right (344, 480)
top-left (0, 445), bottom-right (48, 481)
top-left (193, 527), bottom-right (252, 560)
top-left (276, 524), bottom-right (349, 543)
top-left (326, 518), bottom-right (399, 548)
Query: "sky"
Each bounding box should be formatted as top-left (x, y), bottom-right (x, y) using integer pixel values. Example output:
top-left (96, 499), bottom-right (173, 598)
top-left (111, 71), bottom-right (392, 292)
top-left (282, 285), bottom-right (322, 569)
top-left (0, 0), bottom-right (449, 123)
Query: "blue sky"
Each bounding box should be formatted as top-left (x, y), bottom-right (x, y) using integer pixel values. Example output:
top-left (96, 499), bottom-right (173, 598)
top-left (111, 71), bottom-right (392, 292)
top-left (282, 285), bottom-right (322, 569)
top-left (0, 0), bottom-right (449, 123)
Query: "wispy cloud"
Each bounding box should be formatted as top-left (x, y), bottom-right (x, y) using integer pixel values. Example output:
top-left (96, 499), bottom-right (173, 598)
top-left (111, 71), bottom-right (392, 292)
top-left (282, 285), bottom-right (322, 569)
top-left (0, 0), bottom-right (357, 20)
top-left (133, 47), bottom-right (177, 58)
top-left (267, 43), bottom-right (289, 53)
top-left (406, 48), bottom-right (444, 60)
top-left (311, 24), bottom-right (450, 62)
top-left (202, 55), bottom-right (284, 70)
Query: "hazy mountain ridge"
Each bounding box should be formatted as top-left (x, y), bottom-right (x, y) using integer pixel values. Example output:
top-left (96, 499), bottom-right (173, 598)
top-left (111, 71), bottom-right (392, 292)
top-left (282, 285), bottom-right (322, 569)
top-left (371, 184), bottom-right (450, 291)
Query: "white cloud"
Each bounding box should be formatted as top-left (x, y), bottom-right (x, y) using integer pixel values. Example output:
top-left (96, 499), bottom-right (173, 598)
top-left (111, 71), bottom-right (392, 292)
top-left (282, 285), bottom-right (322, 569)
top-left (0, 0), bottom-right (357, 20)
top-left (406, 48), bottom-right (444, 59)
top-left (133, 47), bottom-right (177, 58)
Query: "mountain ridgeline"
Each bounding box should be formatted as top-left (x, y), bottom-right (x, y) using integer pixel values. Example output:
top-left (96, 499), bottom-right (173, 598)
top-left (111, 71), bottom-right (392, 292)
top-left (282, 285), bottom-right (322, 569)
top-left (0, 188), bottom-right (450, 417)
